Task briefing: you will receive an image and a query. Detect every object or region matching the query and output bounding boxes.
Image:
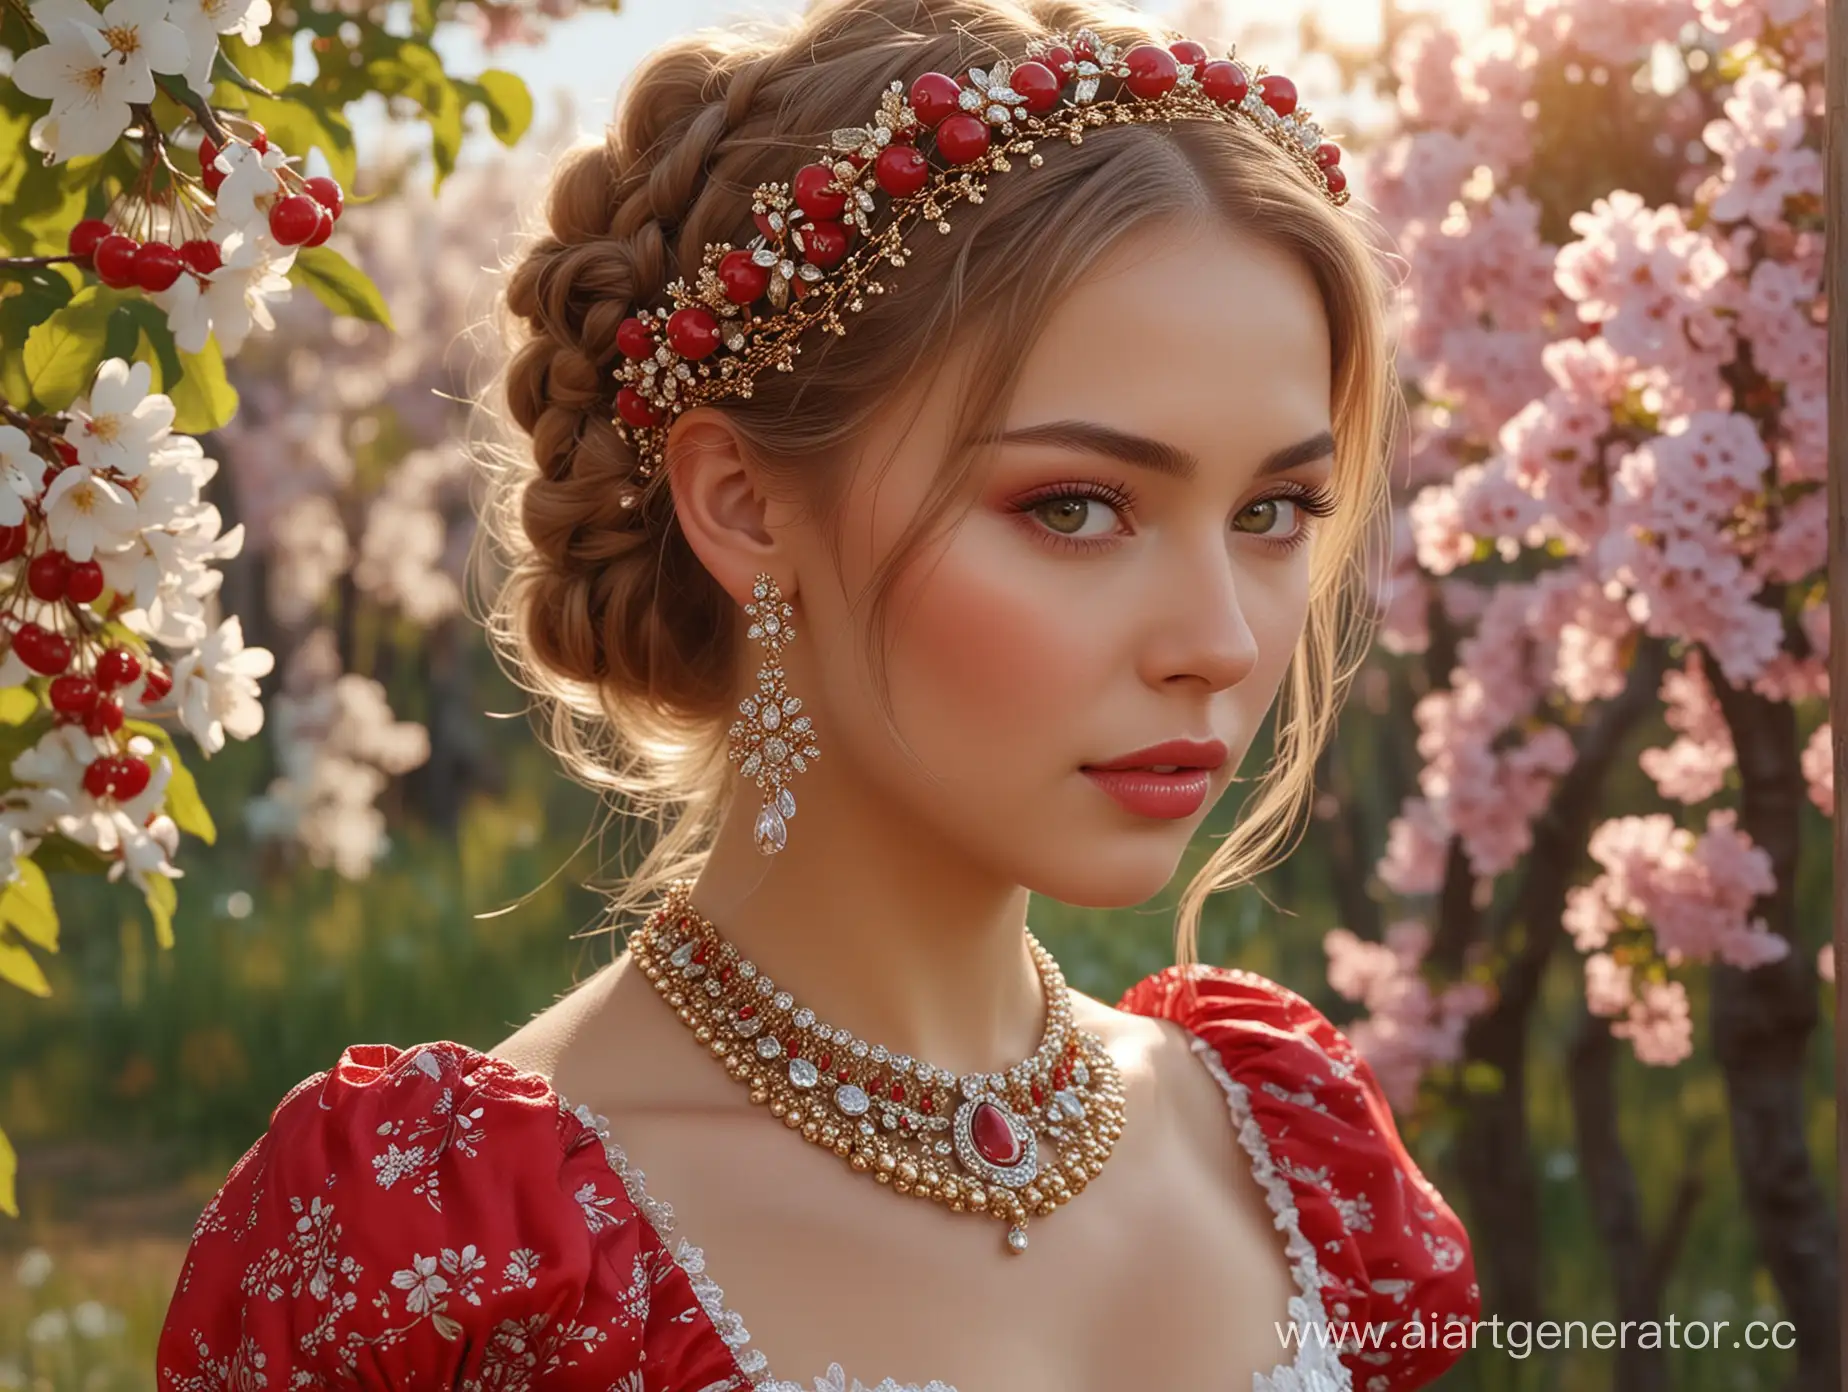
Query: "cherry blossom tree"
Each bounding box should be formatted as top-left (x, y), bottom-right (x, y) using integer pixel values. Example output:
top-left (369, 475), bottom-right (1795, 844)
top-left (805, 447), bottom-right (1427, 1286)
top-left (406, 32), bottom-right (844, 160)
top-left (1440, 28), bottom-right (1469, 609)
top-left (1306, 0), bottom-right (1835, 1382)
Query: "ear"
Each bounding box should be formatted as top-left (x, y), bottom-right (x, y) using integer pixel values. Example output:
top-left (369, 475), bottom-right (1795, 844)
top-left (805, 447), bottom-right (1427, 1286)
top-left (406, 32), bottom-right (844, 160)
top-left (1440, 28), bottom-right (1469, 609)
top-left (664, 407), bottom-right (790, 608)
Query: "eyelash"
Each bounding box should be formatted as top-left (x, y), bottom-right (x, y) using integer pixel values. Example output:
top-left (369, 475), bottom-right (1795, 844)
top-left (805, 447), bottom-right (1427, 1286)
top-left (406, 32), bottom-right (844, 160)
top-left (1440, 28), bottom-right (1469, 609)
top-left (1009, 479), bottom-right (1339, 555)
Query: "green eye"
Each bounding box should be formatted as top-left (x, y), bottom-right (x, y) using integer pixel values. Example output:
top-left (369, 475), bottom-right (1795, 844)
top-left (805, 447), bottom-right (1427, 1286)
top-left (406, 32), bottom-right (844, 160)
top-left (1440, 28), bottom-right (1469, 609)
top-left (1233, 498), bottom-right (1286, 534)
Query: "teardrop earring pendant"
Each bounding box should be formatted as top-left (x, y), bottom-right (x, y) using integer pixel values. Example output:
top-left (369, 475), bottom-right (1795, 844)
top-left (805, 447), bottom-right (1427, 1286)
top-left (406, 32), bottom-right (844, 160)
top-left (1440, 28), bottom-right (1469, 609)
top-left (728, 573), bottom-right (821, 855)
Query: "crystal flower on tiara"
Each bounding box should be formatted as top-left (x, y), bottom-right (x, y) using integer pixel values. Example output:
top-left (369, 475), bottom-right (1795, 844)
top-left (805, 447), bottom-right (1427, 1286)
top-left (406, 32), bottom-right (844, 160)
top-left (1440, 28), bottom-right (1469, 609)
top-left (609, 28), bottom-right (1349, 488)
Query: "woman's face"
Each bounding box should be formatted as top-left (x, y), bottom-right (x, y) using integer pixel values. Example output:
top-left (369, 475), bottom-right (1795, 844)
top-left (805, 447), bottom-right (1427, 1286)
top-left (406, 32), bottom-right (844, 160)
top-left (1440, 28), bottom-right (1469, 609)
top-left (777, 220), bottom-right (1337, 908)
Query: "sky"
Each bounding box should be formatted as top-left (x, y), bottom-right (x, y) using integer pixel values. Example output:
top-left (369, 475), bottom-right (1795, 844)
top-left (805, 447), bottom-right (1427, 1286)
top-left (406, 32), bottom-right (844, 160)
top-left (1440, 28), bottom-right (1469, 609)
top-left (333, 0), bottom-right (1487, 172)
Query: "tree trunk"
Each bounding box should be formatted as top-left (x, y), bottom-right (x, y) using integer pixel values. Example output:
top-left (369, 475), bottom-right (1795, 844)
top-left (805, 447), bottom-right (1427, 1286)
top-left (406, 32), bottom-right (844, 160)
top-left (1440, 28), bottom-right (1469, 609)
top-left (1708, 663), bottom-right (1839, 1392)
top-left (1447, 638), bottom-right (1670, 1325)
top-left (1568, 1007), bottom-right (1707, 1392)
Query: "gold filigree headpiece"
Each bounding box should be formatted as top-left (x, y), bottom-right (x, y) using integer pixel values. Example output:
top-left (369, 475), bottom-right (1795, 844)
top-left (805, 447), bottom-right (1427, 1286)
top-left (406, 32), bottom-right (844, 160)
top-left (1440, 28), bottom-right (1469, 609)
top-left (609, 28), bottom-right (1352, 485)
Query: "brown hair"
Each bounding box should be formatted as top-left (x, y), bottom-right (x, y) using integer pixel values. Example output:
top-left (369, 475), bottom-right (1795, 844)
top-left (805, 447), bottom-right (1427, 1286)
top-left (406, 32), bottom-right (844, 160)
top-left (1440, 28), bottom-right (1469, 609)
top-left (469, 0), bottom-right (1400, 964)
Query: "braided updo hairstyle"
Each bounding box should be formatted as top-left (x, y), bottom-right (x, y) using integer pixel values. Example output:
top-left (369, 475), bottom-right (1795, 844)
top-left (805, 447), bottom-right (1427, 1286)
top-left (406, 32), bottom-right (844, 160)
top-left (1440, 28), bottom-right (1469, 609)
top-left (471, 0), bottom-right (1401, 959)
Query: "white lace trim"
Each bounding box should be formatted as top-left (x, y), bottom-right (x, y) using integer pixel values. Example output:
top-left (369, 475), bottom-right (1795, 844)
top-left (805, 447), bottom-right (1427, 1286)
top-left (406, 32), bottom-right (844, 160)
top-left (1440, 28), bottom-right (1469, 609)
top-left (552, 1035), bottom-right (1352, 1392)
top-left (1184, 1031), bottom-right (1353, 1392)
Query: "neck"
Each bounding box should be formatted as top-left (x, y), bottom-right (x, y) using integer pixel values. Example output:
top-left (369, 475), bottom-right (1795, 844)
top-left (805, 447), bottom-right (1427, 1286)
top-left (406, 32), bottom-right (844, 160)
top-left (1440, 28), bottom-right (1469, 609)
top-left (678, 763), bottom-right (1047, 1080)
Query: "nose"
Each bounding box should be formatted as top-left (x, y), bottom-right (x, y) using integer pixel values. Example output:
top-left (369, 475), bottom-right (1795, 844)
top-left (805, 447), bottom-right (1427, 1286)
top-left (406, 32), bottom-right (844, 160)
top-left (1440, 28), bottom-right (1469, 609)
top-left (1143, 538), bottom-right (1263, 693)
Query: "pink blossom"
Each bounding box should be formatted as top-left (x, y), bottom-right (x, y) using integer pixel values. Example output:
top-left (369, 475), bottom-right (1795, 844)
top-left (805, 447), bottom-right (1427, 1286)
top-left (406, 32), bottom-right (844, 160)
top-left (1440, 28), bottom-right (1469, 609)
top-left (1702, 69), bottom-right (1824, 229)
top-left (1799, 724), bottom-right (1832, 816)
top-left (1583, 952), bottom-right (1634, 1017)
top-left (1611, 978), bottom-right (1694, 1065)
top-left (1639, 654), bottom-right (1733, 804)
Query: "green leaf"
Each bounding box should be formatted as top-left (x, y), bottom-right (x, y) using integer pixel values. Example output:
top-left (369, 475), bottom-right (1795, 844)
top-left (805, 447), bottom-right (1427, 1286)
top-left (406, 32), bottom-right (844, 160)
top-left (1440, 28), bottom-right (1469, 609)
top-left (231, 23), bottom-right (297, 93)
top-left (0, 860), bottom-right (58, 953)
top-left (362, 39), bottom-right (464, 188)
top-left (164, 335), bottom-right (239, 434)
top-left (463, 70), bottom-right (533, 147)
top-left (0, 688), bottom-right (37, 726)
top-left (21, 284), bottom-right (118, 411)
top-left (144, 870), bottom-right (177, 950)
top-left (289, 244), bottom-right (394, 329)
top-left (0, 936), bottom-right (50, 996)
top-left (240, 88), bottom-right (358, 192)
top-left (27, 834), bottom-right (109, 876)
top-left (0, 1123), bottom-right (16, 1217)
top-left (125, 718), bottom-right (218, 845)
top-left (0, 264), bottom-right (79, 409)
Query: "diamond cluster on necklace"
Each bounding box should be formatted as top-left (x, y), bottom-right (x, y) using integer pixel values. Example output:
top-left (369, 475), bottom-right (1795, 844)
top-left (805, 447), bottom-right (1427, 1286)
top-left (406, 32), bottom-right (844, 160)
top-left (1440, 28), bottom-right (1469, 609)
top-left (629, 878), bottom-right (1127, 1254)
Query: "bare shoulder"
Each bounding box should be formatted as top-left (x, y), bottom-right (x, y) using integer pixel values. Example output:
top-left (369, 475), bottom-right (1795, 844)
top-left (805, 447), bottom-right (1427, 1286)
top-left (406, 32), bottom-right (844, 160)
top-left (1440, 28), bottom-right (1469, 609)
top-left (1067, 985), bottom-right (1241, 1161)
top-left (487, 950), bottom-right (743, 1120)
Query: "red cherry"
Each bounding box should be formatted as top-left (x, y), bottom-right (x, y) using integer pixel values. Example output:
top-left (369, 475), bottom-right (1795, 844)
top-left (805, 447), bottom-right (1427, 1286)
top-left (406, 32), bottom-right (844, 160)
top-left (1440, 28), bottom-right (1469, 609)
top-left (269, 195), bottom-right (322, 246)
top-left (1200, 59), bottom-right (1249, 107)
top-left (179, 239), bottom-right (222, 276)
top-left (873, 144), bottom-right (930, 197)
top-left (615, 386), bottom-right (664, 429)
top-left (93, 234), bottom-right (140, 289)
top-left (67, 219), bottom-right (113, 264)
top-left (1041, 44), bottom-right (1075, 77)
top-left (718, 249), bottom-right (770, 304)
top-left (302, 204), bottom-right (336, 248)
top-left (1315, 142), bottom-right (1342, 169)
top-left (0, 525), bottom-right (28, 563)
top-left (131, 242), bottom-right (183, 293)
top-left (616, 316), bottom-right (656, 360)
top-left (246, 124), bottom-right (270, 154)
top-left (82, 695), bottom-right (124, 735)
top-left (792, 163), bottom-right (847, 220)
top-left (1324, 165), bottom-right (1347, 196)
top-left (82, 756), bottom-right (115, 798)
top-left (1123, 44), bottom-right (1180, 99)
top-left (27, 550), bottom-right (69, 601)
top-left (1169, 40), bottom-right (1209, 77)
top-left (139, 664), bottom-right (173, 703)
top-left (94, 646), bottom-right (141, 689)
top-left (1257, 73), bottom-right (1298, 116)
top-left (909, 72), bottom-right (964, 128)
top-left (935, 113), bottom-right (991, 165)
top-left (798, 220), bottom-right (849, 269)
top-left (48, 675), bottom-right (99, 716)
top-left (303, 175), bottom-right (345, 219)
top-left (114, 754), bottom-right (151, 799)
top-left (51, 440), bottom-right (77, 468)
top-left (197, 135), bottom-right (220, 175)
top-left (65, 558), bottom-right (105, 603)
top-left (1009, 59), bottom-right (1062, 113)
top-left (665, 306), bottom-right (721, 360)
top-left (201, 163), bottom-right (226, 197)
top-left (14, 623), bottom-right (72, 675)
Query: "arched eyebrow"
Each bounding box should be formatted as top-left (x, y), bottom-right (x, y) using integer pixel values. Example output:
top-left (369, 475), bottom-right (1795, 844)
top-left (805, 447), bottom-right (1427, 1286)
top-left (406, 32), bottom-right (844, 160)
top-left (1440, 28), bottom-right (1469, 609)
top-left (990, 421), bottom-right (1336, 481)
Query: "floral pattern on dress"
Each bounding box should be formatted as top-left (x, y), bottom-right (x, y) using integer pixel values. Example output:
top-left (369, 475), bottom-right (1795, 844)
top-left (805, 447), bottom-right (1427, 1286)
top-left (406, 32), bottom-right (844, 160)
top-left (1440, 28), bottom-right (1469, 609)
top-left (159, 965), bottom-right (1477, 1392)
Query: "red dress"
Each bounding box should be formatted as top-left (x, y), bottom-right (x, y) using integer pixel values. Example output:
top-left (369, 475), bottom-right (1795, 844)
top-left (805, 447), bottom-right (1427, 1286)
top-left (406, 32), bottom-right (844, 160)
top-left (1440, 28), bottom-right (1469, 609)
top-left (156, 966), bottom-right (1478, 1391)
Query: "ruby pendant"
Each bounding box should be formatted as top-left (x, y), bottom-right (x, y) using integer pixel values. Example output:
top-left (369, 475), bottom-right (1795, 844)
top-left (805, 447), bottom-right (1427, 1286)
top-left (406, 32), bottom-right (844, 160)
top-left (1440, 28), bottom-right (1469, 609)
top-left (971, 1101), bottom-right (1021, 1166)
top-left (954, 1094), bottom-right (1038, 1188)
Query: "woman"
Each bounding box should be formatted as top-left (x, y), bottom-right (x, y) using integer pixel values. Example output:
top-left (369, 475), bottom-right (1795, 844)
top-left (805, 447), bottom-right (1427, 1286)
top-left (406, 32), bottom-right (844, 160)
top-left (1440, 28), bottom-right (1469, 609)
top-left (156, 1), bottom-right (1479, 1389)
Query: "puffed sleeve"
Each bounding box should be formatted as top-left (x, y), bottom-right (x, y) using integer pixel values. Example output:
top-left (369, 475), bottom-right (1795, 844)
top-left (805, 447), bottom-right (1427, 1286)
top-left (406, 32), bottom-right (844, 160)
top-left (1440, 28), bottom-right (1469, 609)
top-left (1119, 966), bottom-right (1480, 1392)
top-left (155, 1040), bottom-right (751, 1391)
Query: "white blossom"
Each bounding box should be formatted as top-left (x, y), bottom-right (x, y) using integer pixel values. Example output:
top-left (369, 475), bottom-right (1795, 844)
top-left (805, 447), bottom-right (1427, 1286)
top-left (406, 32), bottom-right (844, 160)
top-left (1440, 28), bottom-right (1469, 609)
top-left (63, 358), bottom-right (175, 478)
top-left (13, 0), bottom-right (189, 163)
top-left (149, 225), bottom-right (296, 357)
top-left (165, 0), bottom-right (273, 107)
top-left (167, 615), bottom-right (275, 754)
top-left (0, 427), bottom-right (50, 528)
top-left (42, 463), bottom-right (141, 563)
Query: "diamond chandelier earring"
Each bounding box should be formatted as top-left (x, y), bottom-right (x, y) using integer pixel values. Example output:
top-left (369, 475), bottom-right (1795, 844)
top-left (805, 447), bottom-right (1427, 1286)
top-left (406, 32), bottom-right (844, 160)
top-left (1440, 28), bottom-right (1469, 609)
top-left (727, 573), bottom-right (821, 855)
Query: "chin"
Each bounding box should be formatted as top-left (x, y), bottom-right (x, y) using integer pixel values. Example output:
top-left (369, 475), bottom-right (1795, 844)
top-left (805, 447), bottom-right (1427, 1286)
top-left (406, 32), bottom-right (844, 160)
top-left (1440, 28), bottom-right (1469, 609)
top-left (1018, 845), bottom-right (1190, 912)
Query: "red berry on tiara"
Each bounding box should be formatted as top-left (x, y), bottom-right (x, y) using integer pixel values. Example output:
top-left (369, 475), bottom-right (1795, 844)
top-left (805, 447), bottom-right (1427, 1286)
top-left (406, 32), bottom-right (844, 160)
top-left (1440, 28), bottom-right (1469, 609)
top-left (793, 162), bottom-right (848, 220)
top-left (1199, 58), bottom-right (1248, 107)
top-left (800, 219), bottom-right (850, 269)
top-left (1009, 59), bottom-right (1061, 112)
top-left (1123, 44), bottom-right (1180, 99)
top-left (1315, 141), bottom-right (1342, 169)
top-left (909, 72), bottom-right (963, 128)
top-left (1168, 40), bottom-right (1208, 77)
top-left (1257, 73), bottom-right (1297, 116)
top-left (666, 306), bottom-right (722, 359)
top-left (719, 249), bottom-right (771, 303)
top-left (617, 316), bottom-right (656, 360)
top-left (1323, 165), bottom-right (1348, 196)
top-left (1042, 44), bottom-right (1075, 77)
top-left (616, 386), bottom-right (664, 428)
top-left (874, 144), bottom-right (930, 196)
top-left (935, 112), bottom-right (991, 165)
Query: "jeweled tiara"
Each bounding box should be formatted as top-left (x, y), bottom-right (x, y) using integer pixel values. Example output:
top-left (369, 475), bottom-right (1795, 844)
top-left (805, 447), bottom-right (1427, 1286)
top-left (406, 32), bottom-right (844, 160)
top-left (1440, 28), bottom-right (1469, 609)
top-left (609, 28), bottom-right (1351, 483)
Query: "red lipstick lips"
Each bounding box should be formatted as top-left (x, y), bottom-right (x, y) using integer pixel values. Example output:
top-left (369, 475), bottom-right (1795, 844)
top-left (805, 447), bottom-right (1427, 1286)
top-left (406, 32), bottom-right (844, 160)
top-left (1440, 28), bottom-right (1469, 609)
top-left (1080, 738), bottom-right (1228, 820)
